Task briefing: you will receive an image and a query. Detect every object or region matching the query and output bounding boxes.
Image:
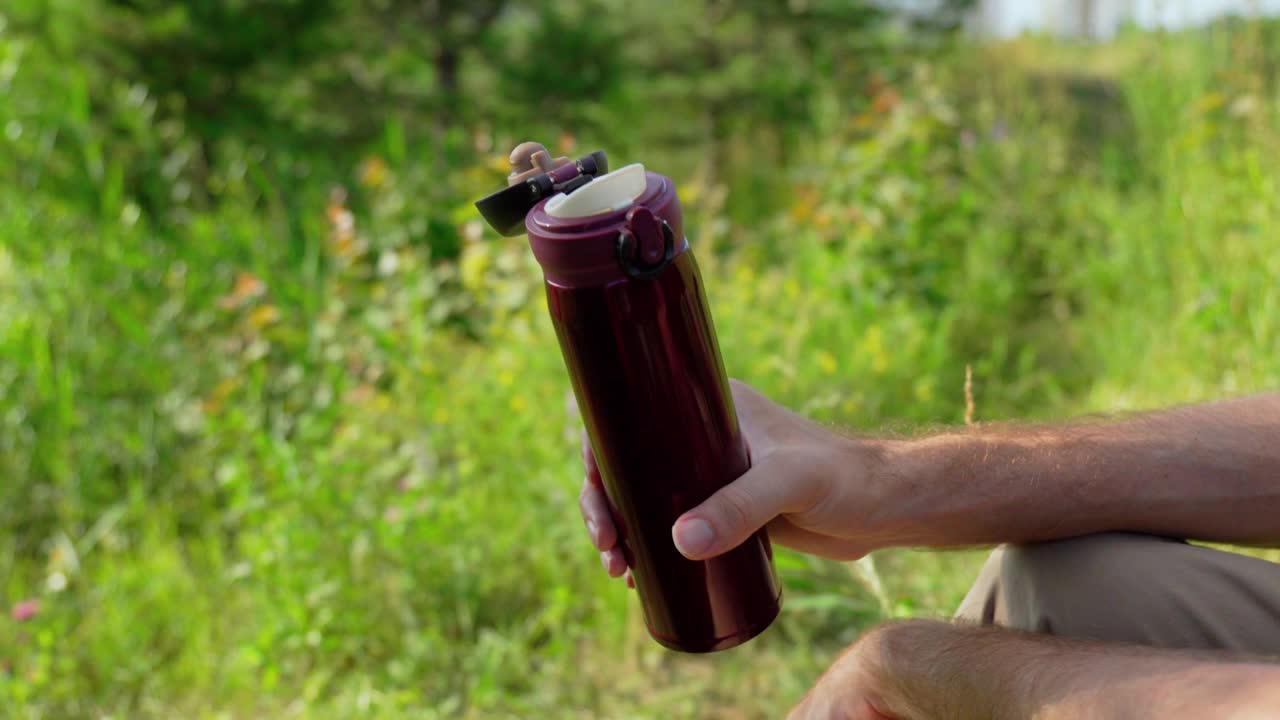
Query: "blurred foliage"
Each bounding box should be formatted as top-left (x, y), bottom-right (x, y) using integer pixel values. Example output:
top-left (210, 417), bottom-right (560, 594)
top-left (2, 0), bottom-right (1280, 717)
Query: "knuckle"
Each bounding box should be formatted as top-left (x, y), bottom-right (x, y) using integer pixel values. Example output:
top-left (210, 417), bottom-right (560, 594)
top-left (715, 484), bottom-right (756, 534)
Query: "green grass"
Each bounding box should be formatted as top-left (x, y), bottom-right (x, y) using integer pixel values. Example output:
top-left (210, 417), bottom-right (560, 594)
top-left (3, 21), bottom-right (1280, 719)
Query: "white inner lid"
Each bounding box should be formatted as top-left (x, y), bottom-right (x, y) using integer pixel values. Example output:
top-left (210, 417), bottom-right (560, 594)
top-left (545, 163), bottom-right (646, 218)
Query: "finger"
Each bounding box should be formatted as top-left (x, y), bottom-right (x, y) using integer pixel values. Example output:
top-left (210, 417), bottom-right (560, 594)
top-left (581, 428), bottom-right (602, 487)
top-left (624, 569), bottom-right (635, 589)
top-left (600, 548), bottom-right (627, 577)
top-left (671, 460), bottom-right (818, 560)
top-left (766, 517), bottom-right (868, 561)
top-left (728, 378), bottom-right (780, 457)
top-left (580, 476), bottom-right (619, 552)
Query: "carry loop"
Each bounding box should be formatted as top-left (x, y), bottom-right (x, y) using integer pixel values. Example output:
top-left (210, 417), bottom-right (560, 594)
top-left (616, 206), bottom-right (676, 280)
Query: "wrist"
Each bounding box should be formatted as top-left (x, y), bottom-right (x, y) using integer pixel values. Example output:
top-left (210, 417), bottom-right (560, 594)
top-left (828, 435), bottom-right (910, 549)
top-left (855, 620), bottom-right (957, 719)
top-left (849, 435), bottom-right (955, 548)
top-left (864, 620), bottom-right (1040, 720)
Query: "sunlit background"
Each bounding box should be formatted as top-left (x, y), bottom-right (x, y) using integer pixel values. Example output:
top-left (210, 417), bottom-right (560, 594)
top-left (2, 0), bottom-right (1279, 717)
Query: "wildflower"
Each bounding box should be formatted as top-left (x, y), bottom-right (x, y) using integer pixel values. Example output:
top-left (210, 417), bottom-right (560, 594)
top-left (326, 186), bottom-right (365, 261)
top-left (202, 377), bottom-right (238, 415)
top-left (248, 304), bottom-right (280, 329)
top-left (817, 351), bottom-right (838, 376)
top-left (1229, 94), bottom-right (1258, 118)
top-left (11, 599), bottom-right (38, 622)
top-left (358, 156), bottom-right (388, 189)
top-left (872, 87), bottom-right (900, 115)
top-left (218, 272), bottom-right (266, 310)
top-left (377, 250), bottom-right (400, 277)
top-left (345, 384), bottom-right (375, 405)
top-left (789, 188), bottom-right (818, 224)
top-left (46, 572), bottom-right (67, 593)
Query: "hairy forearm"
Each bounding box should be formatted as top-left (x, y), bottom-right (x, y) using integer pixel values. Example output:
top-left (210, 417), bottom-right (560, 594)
top-left (868, 393), bottom-right (1280, 546)
top-left (866, 620), bottom-right (1280, 720)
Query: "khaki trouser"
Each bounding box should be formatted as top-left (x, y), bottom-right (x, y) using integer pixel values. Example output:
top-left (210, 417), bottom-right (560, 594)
top-left (955, 532), bottom-right (1280, 655)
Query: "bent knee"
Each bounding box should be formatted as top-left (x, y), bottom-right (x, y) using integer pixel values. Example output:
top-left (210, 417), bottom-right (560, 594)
top-left (998, 532), bottom-right (1188, 643)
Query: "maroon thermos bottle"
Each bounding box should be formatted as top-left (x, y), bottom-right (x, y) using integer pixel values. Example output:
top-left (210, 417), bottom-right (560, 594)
top-left (476, 143), bottom-right (781, 652)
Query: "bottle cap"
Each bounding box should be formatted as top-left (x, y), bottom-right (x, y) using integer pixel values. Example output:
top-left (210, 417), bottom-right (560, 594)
top-left (475, 142), bottom-right (685, 287)
top-left (526, 169), bottom-right (683, 287)
top-left (474, 143), bottom-right (609, 236)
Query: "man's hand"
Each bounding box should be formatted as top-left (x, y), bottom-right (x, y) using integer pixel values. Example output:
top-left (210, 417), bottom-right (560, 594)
top-left (580, 379), bottom-right (1280, 578)
top-left (789, 620), bottom-right (1280, 720)
top-left (579, 379), bottom-right (894, 578)
top-left (786, 631), bottom-right (898, 720)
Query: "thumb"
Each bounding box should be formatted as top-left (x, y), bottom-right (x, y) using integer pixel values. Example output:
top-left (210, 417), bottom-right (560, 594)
top-left (671, 460), bottom-right (813, 560)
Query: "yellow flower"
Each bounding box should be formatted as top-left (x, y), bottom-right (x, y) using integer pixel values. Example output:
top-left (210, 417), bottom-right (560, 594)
top-left (248, 304), bottom-right (280, 329)
top-left (816, 351), bottom-right (837, 376)
top-left (460, 243), bottom-right (491, 292)
top-left (1196, 92), bottom-right (1226, 113)
top-left (861, 325), bottom-right (889, 374)
top-left (358, 156), bottom-right (388, 189)
top-left (788, 189), bottom-right (818, 224)
top-left (681, 179), bottom-right (704, 205)
top-left (487, 153), bottom-right (512, 173)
